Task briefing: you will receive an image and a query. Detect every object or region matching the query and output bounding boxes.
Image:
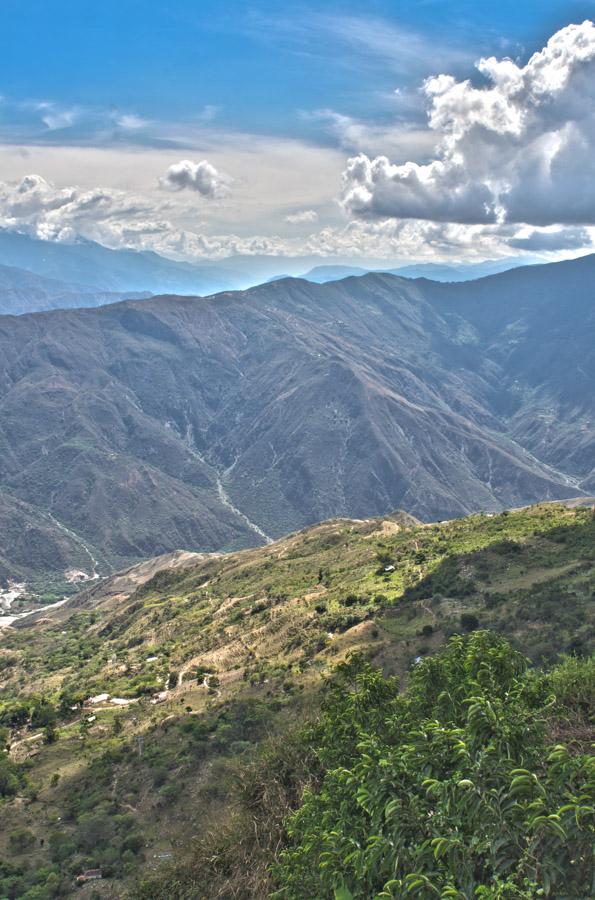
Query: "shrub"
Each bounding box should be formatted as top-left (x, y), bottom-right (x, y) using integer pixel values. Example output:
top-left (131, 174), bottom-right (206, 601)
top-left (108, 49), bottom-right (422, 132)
top-left (121, 833), bottom-right (144, 855)
top-left (9, 828), bottom-right (36, 853)
top-left (0, 756), bottom-right (24, 798)
top-left (460, 611), bottom-right (480, 631)
top-left (547, 655), bottom-right (595, 717)
top-left (273, 634), bottom-right (594, 899)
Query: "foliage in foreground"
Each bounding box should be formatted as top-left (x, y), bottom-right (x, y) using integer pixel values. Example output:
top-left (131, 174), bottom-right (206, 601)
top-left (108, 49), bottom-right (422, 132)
top-left (273, 633), bottom-right (594, 899)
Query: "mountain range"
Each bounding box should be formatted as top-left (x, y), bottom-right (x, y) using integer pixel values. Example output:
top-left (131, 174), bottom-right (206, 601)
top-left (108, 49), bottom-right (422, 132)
top-left (0, 231), bottom-right (547, 317)
top-left (0, 231), bottom-right (243, 305)
top-left (0, 262), bottom-right (153, 316)
top-left (0, 252), bottom-right (593, 583)
top-left (302, 257), bottom-right (544, 284)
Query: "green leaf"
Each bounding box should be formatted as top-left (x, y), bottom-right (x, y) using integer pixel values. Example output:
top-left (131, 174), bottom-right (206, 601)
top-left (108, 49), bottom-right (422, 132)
top-left (335, 888), bottom-right (354, 900)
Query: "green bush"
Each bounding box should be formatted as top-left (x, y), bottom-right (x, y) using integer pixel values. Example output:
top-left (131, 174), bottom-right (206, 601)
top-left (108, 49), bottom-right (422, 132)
top-left (0, 756), bottom-right (25, 798)
top-left (9, 828), bottom-right (36, 853)
top-left (273, 633), bottom-right (594, 899)
top-left (460, 611), bottom-right (480, 631)
top-left (547, 655), bottom-right (595, 716)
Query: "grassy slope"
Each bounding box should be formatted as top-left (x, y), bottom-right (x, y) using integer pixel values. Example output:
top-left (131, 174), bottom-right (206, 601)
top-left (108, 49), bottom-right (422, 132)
top-left (0, 502), bottom-right (594, 896)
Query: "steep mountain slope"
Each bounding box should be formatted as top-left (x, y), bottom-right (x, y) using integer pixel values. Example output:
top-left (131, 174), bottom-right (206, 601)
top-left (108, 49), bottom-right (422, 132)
top-left (0, 493), bottom-right (94, 585)
top-left (0, 502), bottom-right (593, 896)
top-left (0, 255), bottom-right (593, 581)
top-left (426, 254), bottom-right (595, 480)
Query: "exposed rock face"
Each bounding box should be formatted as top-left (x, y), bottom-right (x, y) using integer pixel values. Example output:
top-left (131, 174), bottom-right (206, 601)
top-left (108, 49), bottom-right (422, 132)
top-left (0, 254), bottom-right (593, 576)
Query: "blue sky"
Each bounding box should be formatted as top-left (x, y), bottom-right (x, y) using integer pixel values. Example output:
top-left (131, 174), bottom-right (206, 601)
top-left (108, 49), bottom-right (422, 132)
top-left (3, 0), bottom-right (593, 138)
top-left (1, 1), bottom-right (595, 263)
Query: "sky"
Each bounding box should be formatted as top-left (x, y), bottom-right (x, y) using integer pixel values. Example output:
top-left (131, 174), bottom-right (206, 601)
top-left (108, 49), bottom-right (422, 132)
top-left (1, 0), bottom-right (595, 263)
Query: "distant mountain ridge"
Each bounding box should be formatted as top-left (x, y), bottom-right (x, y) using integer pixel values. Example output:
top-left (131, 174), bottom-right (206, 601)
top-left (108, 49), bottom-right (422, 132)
top-left (0, 230), bottom-right (243, 300)
top-left (0, 230), bottom-right (548, 316)
top-left (0, 253), bottom-right (593, 581)
top-left (302, 256), bottom-right (545, 284)
top-left (0, 262), bottom-right (150, 315)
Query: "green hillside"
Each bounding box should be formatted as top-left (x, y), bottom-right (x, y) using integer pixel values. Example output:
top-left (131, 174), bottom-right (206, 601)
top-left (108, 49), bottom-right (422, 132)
top-left (0, 502), bottom-right (593, 898)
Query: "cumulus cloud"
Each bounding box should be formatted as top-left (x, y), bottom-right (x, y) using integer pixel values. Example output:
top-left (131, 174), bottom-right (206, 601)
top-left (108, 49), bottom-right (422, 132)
top-left (0, 169), bottom-right (590, 267)
top-left (305, 219), bottom-right (507, 261)
top-left (0, 172), bottom-right (288, 259)
top-left (341, 21), bottom-right (595, 227)
top-left (0, 173), bottom-right (163, 244)
top-left (284, 209), bottom-right (318, 224)
top-left (159, 159), bottom-right (231, 198)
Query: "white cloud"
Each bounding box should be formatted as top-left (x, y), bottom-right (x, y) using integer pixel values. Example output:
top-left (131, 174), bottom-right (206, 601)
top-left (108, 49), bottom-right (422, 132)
top-left (304, 108), bottom-right (437, 159)
top-left (316, 15), bottom-right (471, 77)
top-left (114, 113), bottom-right (150, 130)
top-left (341, 21), bottom-right (595, 227)
top-left (284, 209), bottom-right (318, 224)
top-left (0, 172), bottom-right (291, 259)
top-left (35, 102), bottom-right (80, 131)
top-left (251, 12), bottom-right (472, 80)
top-left (305, 219), bottom-right (503, 261)
top-left (159, 159), bottom-right (231, 198)
top-left (0, 171), bottom-right (591, 265)
top-left (0, 173), bottom-right (163, 244)
top-left (304, 218), bottom-right (594, 261)
top-left (0, 137), bottom-right (344, 240)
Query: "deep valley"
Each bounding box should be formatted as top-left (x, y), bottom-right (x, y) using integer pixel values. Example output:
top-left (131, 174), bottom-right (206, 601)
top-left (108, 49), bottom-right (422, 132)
top-left (1, 254), bottom-right (594, 588)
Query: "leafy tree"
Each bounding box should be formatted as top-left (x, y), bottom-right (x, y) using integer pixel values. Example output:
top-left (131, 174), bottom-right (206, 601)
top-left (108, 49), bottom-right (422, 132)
top-left (9, 828), bottom-right (36, 853)
top-left (43, 723), bottom-right (58, 744)
top-left (0, 756), bottom-right (23, 798)
top-left (0, 700), bottom-right (29, 727)
top-left (460, 611), bottom-right (480, 632)
top-left (77, 810), bottom-right (115, 852)
top-left (273, 633), bottom-right (594, 899)
top-left (30, 699), bottom-right (57, 729)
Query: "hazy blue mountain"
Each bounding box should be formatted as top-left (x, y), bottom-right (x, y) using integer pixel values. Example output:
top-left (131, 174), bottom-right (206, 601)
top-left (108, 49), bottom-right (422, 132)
top-left (388, 257), bottom-right (544, 281)
top-left (302, 265), bottom-right (370, 283)
top-left (302, 258), bottom-right (545, 285)
top-left (0, 262), bottom-right (150, 315)
top-left (0, 231), bottom-right (546, 315)
top-left (0, 230), bottom-right (244, 296)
